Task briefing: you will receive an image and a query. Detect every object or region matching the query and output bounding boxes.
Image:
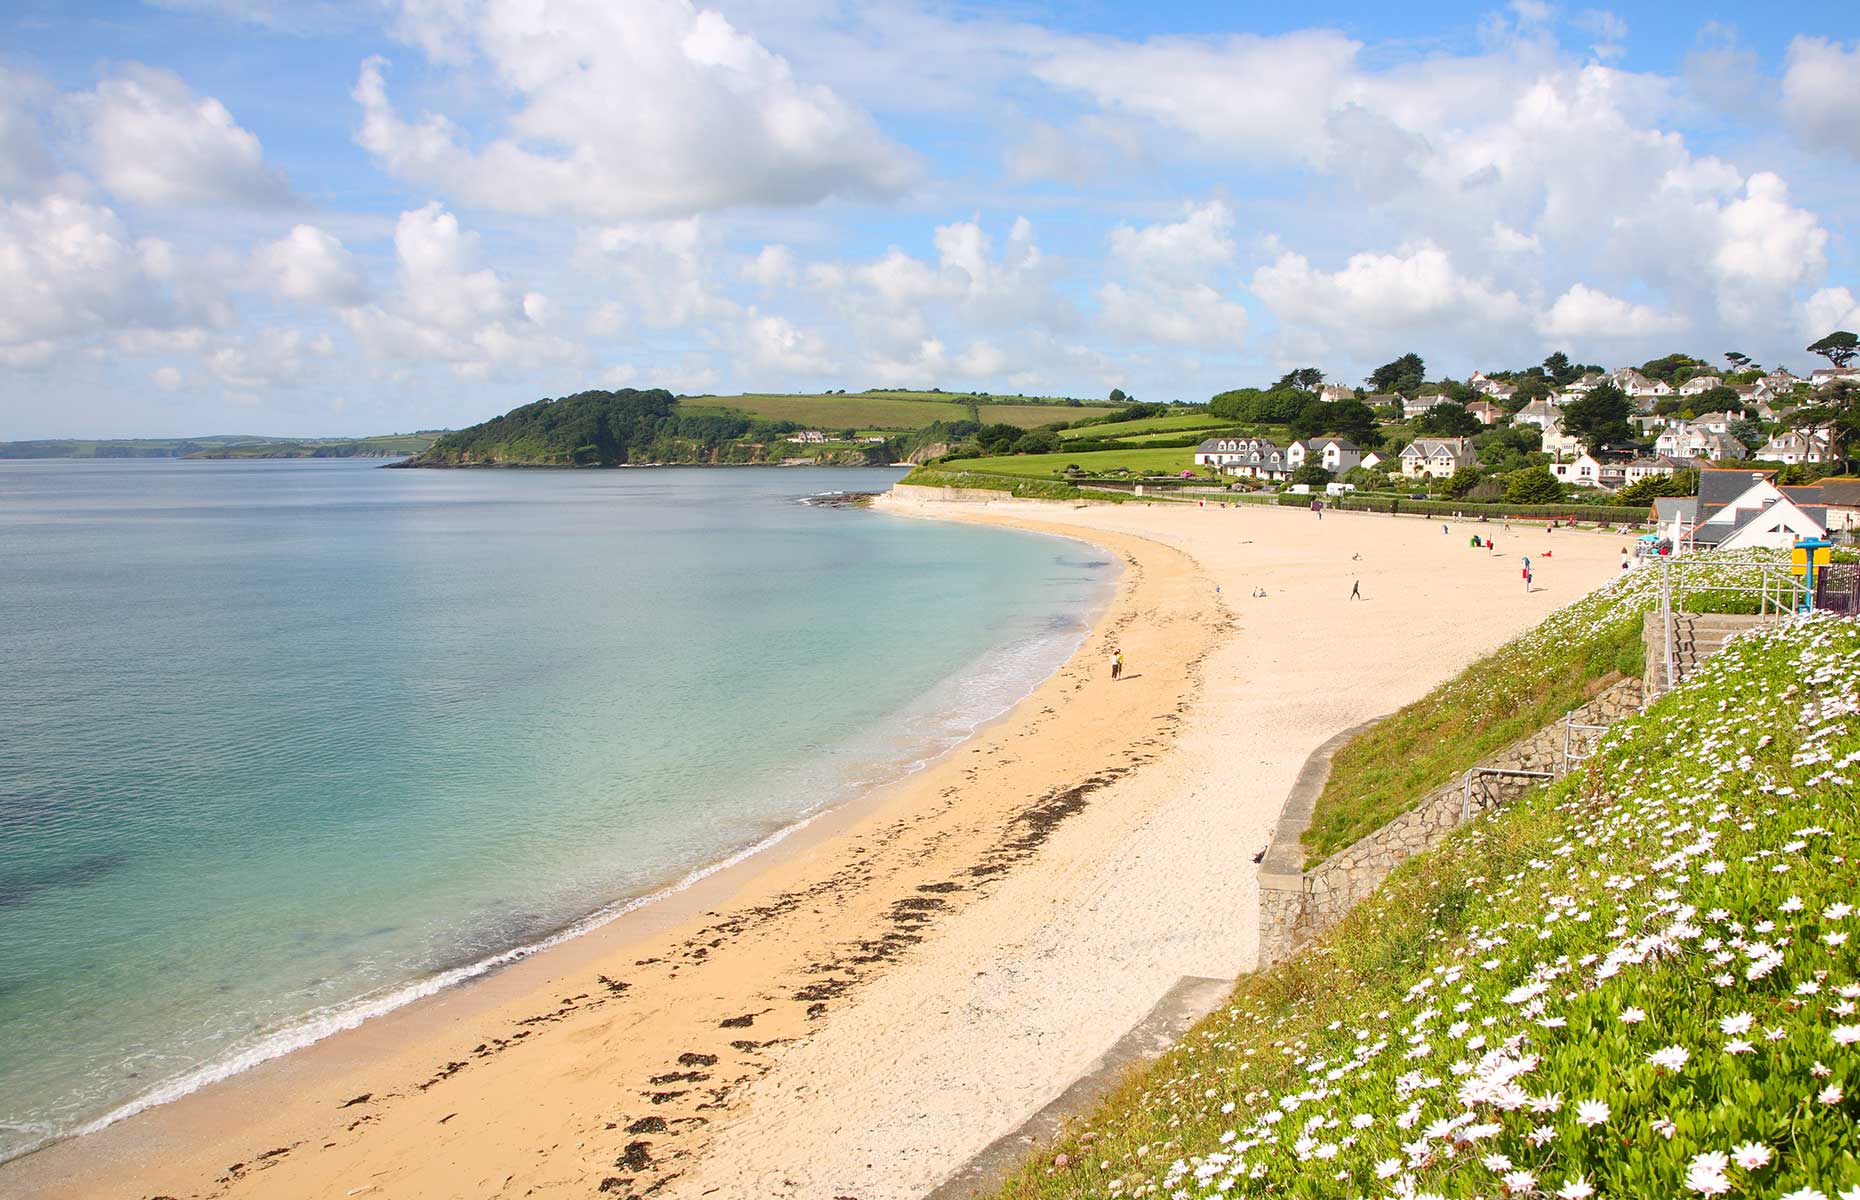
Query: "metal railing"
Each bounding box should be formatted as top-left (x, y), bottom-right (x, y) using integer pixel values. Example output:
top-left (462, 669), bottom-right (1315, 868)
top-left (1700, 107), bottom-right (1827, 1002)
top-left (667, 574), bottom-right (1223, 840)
top-left (1562, 720), bottom-right (1609, 774)
top-left (1461, 768), bottom-right (1556, 821)
top-left (1659, 557), bottom-right (1803, 691)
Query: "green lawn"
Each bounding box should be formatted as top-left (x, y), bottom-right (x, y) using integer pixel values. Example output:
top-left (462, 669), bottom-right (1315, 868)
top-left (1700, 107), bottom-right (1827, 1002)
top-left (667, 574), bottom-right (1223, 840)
top-left (979, 403), bottom-right (1121, 428)
top-left (1058, 413), bottom-right (1226, 440)
top-left (955, 446), bottom-right (1206, 478)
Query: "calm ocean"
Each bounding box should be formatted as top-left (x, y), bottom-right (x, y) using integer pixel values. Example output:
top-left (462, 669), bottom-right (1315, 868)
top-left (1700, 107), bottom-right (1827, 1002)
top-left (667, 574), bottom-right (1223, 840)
top-left (0, 459), bottom-right (1114, 1161)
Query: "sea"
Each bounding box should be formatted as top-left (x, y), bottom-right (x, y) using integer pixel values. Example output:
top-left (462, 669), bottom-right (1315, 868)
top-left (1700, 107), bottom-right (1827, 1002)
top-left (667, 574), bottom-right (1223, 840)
top-left (0, 459), bottom-right (1115, 1162)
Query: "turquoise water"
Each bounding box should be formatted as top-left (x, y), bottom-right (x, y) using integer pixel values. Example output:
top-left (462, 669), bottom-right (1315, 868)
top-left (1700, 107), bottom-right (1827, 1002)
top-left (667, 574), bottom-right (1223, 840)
top-left (0, 460), bottom-right (1114, 1160)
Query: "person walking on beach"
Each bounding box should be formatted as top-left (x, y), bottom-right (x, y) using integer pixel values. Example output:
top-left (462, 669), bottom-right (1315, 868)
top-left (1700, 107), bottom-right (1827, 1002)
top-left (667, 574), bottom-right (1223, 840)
top-left (1110, 648), bottom-right (1123, 682)
top-left (1349, 579), bottom-right (1362, 600)
top-left (1522, 564), bottom-right (1533, 592)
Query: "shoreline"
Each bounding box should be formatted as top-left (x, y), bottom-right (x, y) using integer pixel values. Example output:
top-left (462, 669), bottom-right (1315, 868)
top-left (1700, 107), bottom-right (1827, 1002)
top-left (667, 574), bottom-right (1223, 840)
top-left (0, 508), bottom-right (1187, 1200)
top-left (11, 517), bottom-right (1105, 1165)
top-left (3, 494), bottom-right (1630, 1200)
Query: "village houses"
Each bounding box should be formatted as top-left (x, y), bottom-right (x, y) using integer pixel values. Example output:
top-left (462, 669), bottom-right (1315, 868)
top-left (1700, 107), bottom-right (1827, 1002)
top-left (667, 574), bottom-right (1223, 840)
top-left (1398, 437), bottom-right (1478, 479)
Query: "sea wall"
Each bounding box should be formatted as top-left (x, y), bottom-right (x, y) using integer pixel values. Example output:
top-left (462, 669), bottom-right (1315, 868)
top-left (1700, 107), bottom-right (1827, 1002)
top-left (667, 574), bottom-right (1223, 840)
top-left (1256, 676), bottom-right (1644, 967)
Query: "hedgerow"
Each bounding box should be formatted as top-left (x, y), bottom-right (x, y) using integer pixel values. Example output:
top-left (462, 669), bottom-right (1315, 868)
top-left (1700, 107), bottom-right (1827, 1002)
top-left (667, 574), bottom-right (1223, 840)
top-left (999, 612), bottom-right (1859, 1200)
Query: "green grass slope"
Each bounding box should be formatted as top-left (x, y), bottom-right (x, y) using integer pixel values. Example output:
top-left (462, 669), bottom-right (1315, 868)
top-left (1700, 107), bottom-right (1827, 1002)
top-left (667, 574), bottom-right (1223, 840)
top-left (998, 612), bottom-right (1860, 1200)
top-left (1306, 550), bottom-right (1788, 865)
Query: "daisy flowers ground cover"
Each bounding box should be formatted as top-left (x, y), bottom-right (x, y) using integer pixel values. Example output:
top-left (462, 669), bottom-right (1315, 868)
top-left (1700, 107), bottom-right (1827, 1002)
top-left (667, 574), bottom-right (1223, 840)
top-left (998, 610), bottom-right (1858, 1200)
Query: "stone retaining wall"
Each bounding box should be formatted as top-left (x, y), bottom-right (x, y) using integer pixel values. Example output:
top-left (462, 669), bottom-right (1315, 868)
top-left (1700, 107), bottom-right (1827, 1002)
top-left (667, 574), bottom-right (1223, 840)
top-left (1256, 675), bottom-right (1644, 967)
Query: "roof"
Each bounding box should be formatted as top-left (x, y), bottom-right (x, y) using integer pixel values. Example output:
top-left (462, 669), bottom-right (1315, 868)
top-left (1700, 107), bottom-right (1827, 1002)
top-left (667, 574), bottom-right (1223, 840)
top-left (1654, 497), bottom-right (1700, 522)
top-left (1697, 468), bottom-right (1773, 516)
top-left (1365, 393), bottom-right (1401, 405)
top-left (1322, 437), bottom-right (1361, 451)
top-left (1819, 479), bottom-right (1860, 508)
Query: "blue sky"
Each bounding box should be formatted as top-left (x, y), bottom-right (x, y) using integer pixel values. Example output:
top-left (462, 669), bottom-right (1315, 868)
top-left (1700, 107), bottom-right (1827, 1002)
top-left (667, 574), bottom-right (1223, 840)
top-left (1, 0), bottom-right (1855, 437)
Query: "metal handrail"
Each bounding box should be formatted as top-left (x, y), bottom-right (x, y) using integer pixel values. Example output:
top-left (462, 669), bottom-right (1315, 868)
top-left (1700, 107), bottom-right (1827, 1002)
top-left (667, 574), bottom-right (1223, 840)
top-left (1461, 767), bottom-right (1556, 821)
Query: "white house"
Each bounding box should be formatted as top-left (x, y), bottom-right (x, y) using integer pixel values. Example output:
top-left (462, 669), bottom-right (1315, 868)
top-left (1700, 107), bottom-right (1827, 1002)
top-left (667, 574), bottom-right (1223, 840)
top-left (1564, 373), bottom-right (1605, 394)
top-left (1318, 384), bottom-right (1356, 402)
top-left (1655, 422), bottom-right (1747, 462)
top-left (1399, 438), bottom-right (1478, 479)
top-left (1693, 480), bottom-right (1829, 550)
top-left (1551, 451), bottom-right (1606, 488)
top-left (1690, 410), bottom-right (1738, 435)
top-left (1541, 420), bottom-right (1583, 459)
top-left (1810, 368), bottom-right (1860, 389)
top-left (1623, 455), bottom-right (1689, 485)
top-left (1755, 430), bottom-right (1831, 465)
top-left (1402, 394), bottom-right (1455, 419)
top-left (1361, 450), bottom-right (1387, 472)
top-left (1514, 398), bottom-right (1563, 429)
top-left (1309, 437), bottom-right (1363, 472)
top-left (1678, 375), bottom-right (1722, 396)
top-left (1610, 368), bottom-right (1667, 398)
top-left (1194, 436), bottom-right (1267, 468)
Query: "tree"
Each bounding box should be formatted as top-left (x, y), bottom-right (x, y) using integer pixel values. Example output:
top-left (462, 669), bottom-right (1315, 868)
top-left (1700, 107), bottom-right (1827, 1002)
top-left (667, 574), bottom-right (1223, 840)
top-left (1542, 351), bottom-right (1579, 387)
top-left (1728, 418), bottom-right (1767, 452)
top-left (1108, 388), bottom-right (1128, 405)
top-left (1505, 465), bottom-right (1564, 504)
top-left (1440, 465), bottom-right (1483, 499)
top-left (1290, 463), bottom-right (1333, 488)
top-left (1615, 471), bottom-right (1697, 505)
top-left (1791, 380), bottom-right (1859, 472)
top-left (1724, 351), bottom-right (1753, 374)
top-left (1415, 402), bottom-right (1481, 437)
top-left (974, 422), bottom-right (1023, 454)
top-left (1639, 353), bottom-right (1709, 385)
top-left (1472, 424), bottom-right (1545, 475)
top-left (1560, 383), bottom-right (1634, 452)
top-left (1317, 399), bottom-right (1379, 444)
top-left (1010, 430), bottom-right (1060, 455)
top-left (1695, 385), bottom-right (1744, 414)
top-left (1368, 352), bottom-right (1426, 396)
top-left (1806, 331), bottom-right (1858, 370)
top-left (1274, 367), bottom-right (1325, 393)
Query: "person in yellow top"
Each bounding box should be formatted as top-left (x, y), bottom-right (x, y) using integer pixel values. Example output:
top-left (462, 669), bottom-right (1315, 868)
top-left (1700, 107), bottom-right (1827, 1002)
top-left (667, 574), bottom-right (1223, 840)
top-left (1110, 648), bottom-right (1123, 682)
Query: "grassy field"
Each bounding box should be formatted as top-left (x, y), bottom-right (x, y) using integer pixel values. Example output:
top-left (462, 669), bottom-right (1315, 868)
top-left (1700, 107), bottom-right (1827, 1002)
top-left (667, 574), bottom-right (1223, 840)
top-left (953, 446), bottom-right (1205, 478)
top-left (994, 611), bottom-right (1860, 1200)
top-left (979, 403), bottom-right (1121, 428)
top-left (682, 391), bottom-right (1115, 431)
top-left (1058, 413), bottom-right (1226, 440)
top-left (684, 394), bottom-right (975, 429)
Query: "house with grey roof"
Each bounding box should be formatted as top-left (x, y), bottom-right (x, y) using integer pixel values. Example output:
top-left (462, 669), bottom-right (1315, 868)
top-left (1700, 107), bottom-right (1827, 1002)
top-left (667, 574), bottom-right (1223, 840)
top-left (1398, 437), bottom-right (1477, 479)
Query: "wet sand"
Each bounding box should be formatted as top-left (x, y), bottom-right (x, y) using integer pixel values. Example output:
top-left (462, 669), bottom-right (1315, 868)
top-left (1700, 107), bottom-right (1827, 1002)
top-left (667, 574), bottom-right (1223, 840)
top-left (3, 494), bottom-right (1625, 1200)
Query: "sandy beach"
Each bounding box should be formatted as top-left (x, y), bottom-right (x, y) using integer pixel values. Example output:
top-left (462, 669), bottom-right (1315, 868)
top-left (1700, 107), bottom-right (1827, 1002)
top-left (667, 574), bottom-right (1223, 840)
top-left (4, 493), bottom-right (1626, 1200)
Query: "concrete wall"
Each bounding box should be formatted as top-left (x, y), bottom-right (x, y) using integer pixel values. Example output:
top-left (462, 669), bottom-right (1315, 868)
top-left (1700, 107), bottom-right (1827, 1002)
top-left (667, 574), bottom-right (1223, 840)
top-left (1256, 676), bottom-right (1644, 967)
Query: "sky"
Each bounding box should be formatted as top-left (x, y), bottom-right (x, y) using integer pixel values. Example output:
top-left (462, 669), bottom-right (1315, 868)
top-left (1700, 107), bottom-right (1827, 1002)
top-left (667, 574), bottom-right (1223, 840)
top-left (1, 0), bottom-right (1857, 438)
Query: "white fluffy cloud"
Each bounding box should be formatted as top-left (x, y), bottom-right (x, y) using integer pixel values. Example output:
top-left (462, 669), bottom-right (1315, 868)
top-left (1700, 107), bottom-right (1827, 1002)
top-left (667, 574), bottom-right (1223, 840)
top-left (77, 65), bottom-right (290, 207)
top-left (1098, 200), bottom-right (1248, 349)
top-left (206, 326), bottom-right (336, 390)
top-left (1537, 284), bottom-right (1684, 339)
top-left (1036, 30), bottom-right (1359, 165)
top-left (1802, 288), bottom-right (1860, 341)
top-left (1781, 37), bottom-right (1860, 159)
top-left (0, 194), bottom-right (190, 351)
top-left (1250, 242), bottom-right (1526, 357)
top-left (342, 203), bottom-right (584, 377)
top-left (578, 217), bottom-right (741, 329)
top-left (355, 0), bottom-right (919, 219)
top-left (259, 225), bottom-right (368, 305)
